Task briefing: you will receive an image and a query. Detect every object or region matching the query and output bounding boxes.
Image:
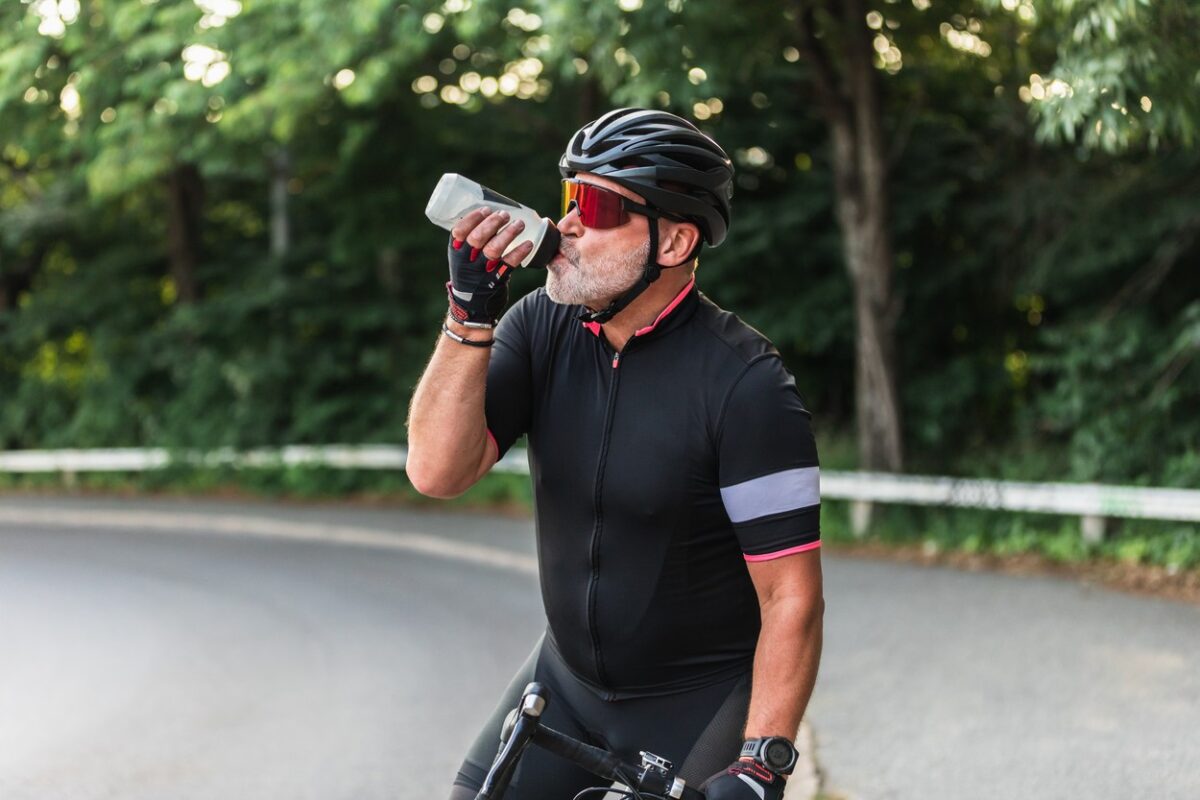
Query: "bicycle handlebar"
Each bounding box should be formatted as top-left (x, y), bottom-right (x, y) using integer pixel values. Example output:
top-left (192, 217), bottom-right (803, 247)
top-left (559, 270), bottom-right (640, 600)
top-left (531, 725), bottom-right (627, 782)
top-left (474, 683), bottom-right (705, 800)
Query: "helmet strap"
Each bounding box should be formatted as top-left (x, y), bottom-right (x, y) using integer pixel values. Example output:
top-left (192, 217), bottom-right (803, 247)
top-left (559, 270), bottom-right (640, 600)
top-left (578, 222), bottom-right (670, 325)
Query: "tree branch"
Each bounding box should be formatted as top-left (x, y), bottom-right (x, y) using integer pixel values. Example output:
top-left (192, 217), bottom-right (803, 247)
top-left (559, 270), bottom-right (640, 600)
top-left (791, 0), bottom-right (850, 128)
top-left (1102, 211), bottom-right (1200, 320)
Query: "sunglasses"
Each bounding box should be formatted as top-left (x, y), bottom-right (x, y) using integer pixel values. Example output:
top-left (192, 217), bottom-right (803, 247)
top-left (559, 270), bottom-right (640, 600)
top-left (561, 179), bottom-right (668, 229)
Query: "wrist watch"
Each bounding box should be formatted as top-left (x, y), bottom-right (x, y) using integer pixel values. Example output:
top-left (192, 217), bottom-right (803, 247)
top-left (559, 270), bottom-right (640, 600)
top-left (740, 736), bottom-right (799, 776)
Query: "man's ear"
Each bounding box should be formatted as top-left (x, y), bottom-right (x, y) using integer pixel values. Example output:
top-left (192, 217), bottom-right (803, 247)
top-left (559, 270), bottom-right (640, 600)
top-left (657, 219), bottom-right (702, 268)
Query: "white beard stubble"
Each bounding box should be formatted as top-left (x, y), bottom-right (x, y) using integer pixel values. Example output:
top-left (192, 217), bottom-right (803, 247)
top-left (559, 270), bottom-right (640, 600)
top-left (545, 238), bottom-right (651, 309)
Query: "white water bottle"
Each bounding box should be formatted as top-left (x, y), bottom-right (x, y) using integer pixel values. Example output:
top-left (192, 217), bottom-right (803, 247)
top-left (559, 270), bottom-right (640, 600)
top-left (425, 173), bottom-right (560, 269)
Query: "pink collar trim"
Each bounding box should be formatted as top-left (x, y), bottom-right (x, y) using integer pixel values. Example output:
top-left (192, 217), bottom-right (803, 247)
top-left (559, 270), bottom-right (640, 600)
top-left (634, 278), bottom-right (695, 337)
top-left (580, 279), bottom-right (695, 338)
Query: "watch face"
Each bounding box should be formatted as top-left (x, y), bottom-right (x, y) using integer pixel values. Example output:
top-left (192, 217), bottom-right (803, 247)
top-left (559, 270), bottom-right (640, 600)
top-left (765, 739), bottom-right (794, 768)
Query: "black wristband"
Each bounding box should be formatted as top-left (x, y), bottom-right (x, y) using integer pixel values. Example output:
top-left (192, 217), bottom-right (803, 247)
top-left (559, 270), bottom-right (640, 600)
top-left (442, 322), bottom-right (494, 348)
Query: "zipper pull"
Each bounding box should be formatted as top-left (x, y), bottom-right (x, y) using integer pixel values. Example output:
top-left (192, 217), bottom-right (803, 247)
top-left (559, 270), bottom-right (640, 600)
top-left (612, 352), bottom-right (621, 369)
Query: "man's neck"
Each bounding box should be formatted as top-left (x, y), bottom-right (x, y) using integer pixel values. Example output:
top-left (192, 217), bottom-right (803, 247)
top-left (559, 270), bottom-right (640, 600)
top-left (600, 270), bottom-right (695, 352)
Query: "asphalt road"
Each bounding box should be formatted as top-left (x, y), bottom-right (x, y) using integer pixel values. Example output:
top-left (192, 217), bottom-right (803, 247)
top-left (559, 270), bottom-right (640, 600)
top-left (1, 495), bottom-right (1197, 800)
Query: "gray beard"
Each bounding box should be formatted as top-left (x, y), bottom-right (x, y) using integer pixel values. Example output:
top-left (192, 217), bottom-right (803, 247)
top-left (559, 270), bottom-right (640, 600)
top-left (545, 239), bottom-right (651, 308)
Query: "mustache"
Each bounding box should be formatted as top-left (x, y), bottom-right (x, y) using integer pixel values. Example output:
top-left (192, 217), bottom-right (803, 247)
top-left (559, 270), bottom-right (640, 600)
top-left (558, 239), bottom-right (581, 267)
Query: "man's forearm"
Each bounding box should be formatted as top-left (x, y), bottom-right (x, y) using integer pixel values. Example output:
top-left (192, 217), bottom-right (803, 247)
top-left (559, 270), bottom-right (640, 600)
top-left (743, 595), bottom-right (824, 739)
top-left (405, 320), bottom-right (495, 497)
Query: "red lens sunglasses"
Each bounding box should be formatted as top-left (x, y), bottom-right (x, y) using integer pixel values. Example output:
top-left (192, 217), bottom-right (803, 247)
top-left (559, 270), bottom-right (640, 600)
top-left (561, 179), bottom-right (677, 229)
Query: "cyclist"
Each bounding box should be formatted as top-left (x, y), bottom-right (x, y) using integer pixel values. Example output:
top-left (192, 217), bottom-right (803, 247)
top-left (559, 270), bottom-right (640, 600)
top-left (407, 108), bottom-right (824, 800)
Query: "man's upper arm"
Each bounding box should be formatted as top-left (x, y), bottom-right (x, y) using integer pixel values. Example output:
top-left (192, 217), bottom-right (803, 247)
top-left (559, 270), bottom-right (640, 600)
top-left (746, 548), bottom-right (823, 609)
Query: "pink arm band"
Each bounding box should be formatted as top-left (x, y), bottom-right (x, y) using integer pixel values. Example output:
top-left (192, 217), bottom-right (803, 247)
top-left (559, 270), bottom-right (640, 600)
top-left (743, 541), bottom-right (822, 562)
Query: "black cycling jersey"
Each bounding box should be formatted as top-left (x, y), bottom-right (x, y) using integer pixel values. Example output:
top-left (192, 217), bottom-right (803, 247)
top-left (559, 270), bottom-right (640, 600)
top-left (485, 280), bottom-right (821, 700)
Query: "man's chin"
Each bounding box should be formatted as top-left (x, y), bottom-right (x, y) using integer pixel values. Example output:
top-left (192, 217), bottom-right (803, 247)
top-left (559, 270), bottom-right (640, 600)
top-left (543, 277), bottom-right (572, 306)
top-left (545, 279), bottom-right (598, 309)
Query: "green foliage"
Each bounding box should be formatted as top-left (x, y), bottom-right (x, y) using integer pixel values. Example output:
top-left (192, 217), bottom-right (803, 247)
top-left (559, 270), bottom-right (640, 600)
top-left (1023, 0), bottom-right (1200, 151)
top-left (1022, 151), bottom-right (1200, 486)
top-left (0, 0), bottom-right (1196, 497)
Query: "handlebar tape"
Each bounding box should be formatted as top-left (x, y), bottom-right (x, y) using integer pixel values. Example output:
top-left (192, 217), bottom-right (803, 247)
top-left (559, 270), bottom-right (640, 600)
top-left (533, 726), bottom-right (626, 782)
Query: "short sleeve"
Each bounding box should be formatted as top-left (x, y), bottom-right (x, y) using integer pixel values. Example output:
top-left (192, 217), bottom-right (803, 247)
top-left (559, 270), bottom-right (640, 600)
top-left (484, 292), bottom-right (536, 459)
top-left (717, 357), bottom-right (821, 561)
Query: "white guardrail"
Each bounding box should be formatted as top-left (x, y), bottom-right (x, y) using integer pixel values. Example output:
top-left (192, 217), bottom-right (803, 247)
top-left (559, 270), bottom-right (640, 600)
top-left (2, 446), bottom-right (1198, 541)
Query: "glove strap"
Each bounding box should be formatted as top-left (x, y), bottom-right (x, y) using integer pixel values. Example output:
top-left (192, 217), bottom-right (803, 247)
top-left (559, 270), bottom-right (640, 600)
top-left (447, 308), bottom-right (495, 330)
top-left (733, 761), bottom-right (781, 784)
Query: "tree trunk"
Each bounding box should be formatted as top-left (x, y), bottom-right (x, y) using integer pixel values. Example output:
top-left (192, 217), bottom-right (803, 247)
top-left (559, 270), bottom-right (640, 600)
top-left (270, 146), bottom-right (291, 260)
top-left (166, 162), bottom-right (204, 304)
top-left (795, 0), bottom-right (904, 472)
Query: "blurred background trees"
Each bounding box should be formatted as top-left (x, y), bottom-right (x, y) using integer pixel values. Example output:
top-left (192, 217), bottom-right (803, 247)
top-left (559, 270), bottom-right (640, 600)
top-left (1, 0), bottom-right (1197, 487)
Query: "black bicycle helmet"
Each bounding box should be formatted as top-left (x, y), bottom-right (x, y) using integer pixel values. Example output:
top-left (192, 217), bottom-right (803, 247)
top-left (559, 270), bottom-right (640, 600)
top-left (559, 107), bottom-right (734, 246)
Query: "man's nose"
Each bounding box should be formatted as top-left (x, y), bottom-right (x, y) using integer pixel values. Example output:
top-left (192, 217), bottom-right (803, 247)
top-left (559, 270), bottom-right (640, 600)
top-left (557, 206), bottom-right (584, 236)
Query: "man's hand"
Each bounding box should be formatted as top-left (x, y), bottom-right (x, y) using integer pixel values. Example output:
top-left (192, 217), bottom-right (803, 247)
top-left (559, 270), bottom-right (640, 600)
top-left (701, 760), bottom-right (786, 800)
top-left (447, 208), bottom-right (534, 327)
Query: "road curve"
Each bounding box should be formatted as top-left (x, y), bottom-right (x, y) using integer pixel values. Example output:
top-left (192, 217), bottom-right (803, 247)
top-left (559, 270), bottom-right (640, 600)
top-left (0, 496), bottom-right (544, 800)
top-left (1, 495), bottom-right (1198, 800)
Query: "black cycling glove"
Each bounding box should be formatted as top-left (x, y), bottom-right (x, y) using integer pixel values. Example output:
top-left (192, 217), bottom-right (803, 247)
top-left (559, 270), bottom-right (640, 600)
top-left (701, 760), bottom-right (786, 800)
top-left (446, 236), bottom-right (514, 327)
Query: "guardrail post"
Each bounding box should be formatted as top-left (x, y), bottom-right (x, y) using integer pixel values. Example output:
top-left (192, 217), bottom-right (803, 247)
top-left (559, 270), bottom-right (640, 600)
top-left (851, 500), bottom-right (873, 538)
top-left (1080, 515), bottom-right (1108, 544)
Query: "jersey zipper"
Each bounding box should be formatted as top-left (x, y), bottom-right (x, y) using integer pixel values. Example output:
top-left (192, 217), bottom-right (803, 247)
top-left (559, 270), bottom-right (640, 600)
top-left (586, 348), bottom-right (621, 692)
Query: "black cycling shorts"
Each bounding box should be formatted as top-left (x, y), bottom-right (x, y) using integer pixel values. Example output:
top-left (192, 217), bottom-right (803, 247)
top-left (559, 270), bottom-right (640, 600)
top-left (449, 633), bottom-right (751, 800)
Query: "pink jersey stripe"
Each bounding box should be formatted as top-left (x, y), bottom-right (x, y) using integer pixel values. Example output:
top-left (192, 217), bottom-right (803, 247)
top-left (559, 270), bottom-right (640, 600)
top-left (634, 278), bottom-right (696, 337)
top-left (485, 427), bottom-right (500, 462)
top-left (743, 541), bottom-right (822, 562)
top-left (582, 321), bottom-right (602, 337)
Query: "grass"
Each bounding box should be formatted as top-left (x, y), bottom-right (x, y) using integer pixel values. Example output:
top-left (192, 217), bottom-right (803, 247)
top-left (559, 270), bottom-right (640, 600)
top-left (820, 498), bottom-right (1200, 571)
top-left (0, 464), bottom-right (534, 514)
